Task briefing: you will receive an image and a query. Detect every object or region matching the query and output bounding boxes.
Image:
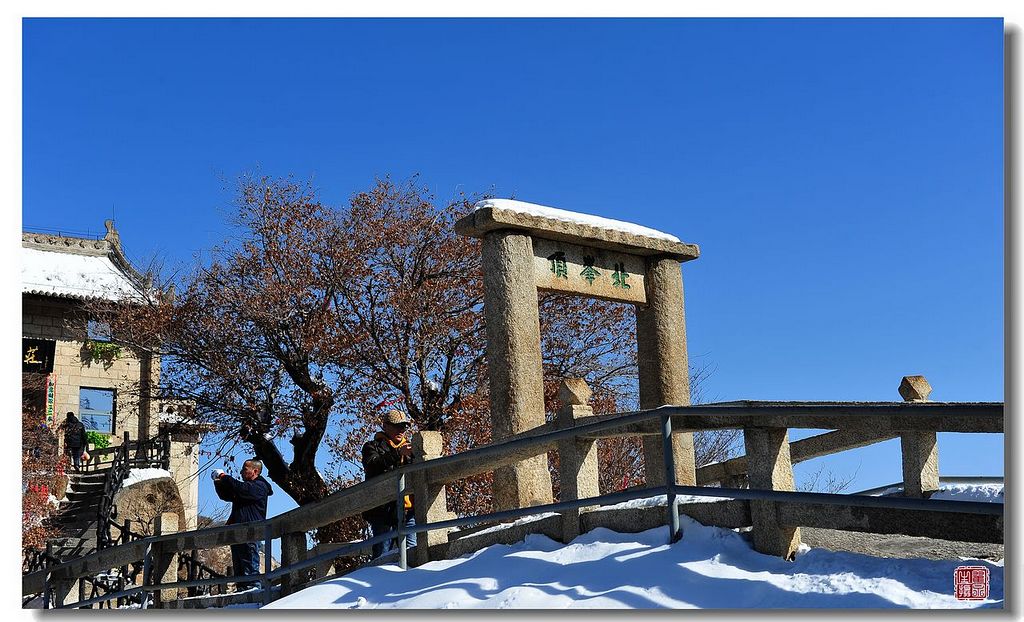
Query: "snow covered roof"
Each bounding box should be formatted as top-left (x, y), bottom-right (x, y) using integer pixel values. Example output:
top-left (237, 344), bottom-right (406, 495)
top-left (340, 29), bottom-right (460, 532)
top-left (22, 223), bottom-right (152, 302)
top-left (22, 247), bottom-right (149, 301)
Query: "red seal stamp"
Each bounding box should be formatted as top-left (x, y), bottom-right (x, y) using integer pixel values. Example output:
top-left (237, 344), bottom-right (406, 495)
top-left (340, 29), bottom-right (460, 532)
top-left (954, 565), bottom-right (989, 601)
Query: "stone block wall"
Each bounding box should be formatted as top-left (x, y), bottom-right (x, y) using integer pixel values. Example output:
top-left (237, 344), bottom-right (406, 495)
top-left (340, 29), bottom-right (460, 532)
top-left (23, 295), bottom-right (152, 446)
top-left (167, 435), bottom-right (201, 530)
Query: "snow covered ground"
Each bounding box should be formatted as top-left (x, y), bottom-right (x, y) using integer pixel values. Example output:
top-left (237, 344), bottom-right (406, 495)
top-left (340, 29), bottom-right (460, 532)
top-left (266, 483), bottom-right (1003, 610)
top-left (868, 482), bottom-right (1004, 504)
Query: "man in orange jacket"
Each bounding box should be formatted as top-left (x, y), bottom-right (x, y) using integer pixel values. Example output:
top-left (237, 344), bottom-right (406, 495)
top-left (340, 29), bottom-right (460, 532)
top-left (361, 409), bottom-right (416, 559)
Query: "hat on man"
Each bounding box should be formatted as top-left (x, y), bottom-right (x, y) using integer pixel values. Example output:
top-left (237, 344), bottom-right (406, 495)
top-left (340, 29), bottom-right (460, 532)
top-left (383, 409), bottom-right (411, 426)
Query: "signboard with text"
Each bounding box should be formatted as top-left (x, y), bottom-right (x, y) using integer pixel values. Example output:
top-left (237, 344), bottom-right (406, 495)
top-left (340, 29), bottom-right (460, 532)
top-left (23, 338), bottom-right (56, 374)
top-left (532, 238), bottom-right (647, 304)
top-left (45, 374), bottom-right (56, 427)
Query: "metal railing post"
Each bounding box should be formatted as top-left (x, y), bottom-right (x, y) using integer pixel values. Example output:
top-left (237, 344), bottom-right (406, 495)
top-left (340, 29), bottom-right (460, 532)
top-left (43, 570), bottom-right (51, 609)
top-left (661, 413), bottom-right (681, 543)
top-left (139, 542), bottom-right (152, 610)
top-left (263, 522), bottom-right (273, 605)
top-left (396, 473), bottom-right (407, 570)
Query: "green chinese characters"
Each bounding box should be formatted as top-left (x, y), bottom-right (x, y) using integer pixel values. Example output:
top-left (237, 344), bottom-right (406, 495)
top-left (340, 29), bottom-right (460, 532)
top-left (548, 252), bottom-right (568, 279)
top-left (612, 262), bottom-right (630, 289)
top-left (580, 255), bottom-right (600, 284)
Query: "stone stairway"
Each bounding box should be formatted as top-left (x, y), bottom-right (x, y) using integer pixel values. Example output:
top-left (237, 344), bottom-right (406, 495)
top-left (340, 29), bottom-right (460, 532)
top-left (47, 464), bottom-right (113, 562)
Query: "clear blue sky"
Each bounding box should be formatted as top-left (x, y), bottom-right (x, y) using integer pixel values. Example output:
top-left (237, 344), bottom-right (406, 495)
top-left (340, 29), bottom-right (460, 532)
top-left (23, 18), bottom-right (1004, 520)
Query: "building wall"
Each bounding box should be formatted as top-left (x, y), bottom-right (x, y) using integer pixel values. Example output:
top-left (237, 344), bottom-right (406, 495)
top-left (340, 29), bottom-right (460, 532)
top-left (23, 294), bottom-right (198, 529)
top-left (23, 295), bottom-right (149, 445)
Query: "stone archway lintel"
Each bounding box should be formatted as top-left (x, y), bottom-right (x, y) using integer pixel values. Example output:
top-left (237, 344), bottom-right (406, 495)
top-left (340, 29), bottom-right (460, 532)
top-left (455, 201), bottom-right (700, 262)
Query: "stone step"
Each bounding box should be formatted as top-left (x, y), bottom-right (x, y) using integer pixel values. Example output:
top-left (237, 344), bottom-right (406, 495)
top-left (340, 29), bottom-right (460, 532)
top-left (53, 514), bottom-right (98, 527)
top-left (68, 481), bottom-right (105, 495)
top-left (65, 491), bottom-right (103, 505)
top-left (70, 472), bottom-right (111, 483)
top-left (54, 520), bottom-right (97, 535)
top-left (54, 506), bottom-right (98, 518)
top-left (48, 541), bottom-right (92, 560)
top-left (68, 467), bottom-right (111, 477)
top-left (54, 503), bottom-right (99, 516)
top-left (162, 587), bottom-right (272, 609)
top-left (53, 509), bottom-right (97, 522)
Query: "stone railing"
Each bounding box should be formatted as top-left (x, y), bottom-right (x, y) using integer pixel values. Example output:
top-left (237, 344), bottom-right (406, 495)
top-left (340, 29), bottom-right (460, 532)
top-left (26, 377), bottom-right (1003, 609)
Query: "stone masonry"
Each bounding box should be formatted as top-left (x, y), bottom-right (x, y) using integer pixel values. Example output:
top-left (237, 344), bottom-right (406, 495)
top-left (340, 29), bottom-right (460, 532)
top-left (480, 230), bottom-right (553, 511)
top-left (22, 224), bottom-right (201, 532)
top-left (457, 201), bottom-right (700, 510)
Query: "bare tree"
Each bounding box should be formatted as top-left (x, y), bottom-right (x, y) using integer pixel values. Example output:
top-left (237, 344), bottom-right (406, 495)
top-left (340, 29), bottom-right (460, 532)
top-left (798, 463), bottom-right (860, 494)
top-left (95, 175), bottom-right (737, 537)
top-left (22, 374), bottom-right (61, 556)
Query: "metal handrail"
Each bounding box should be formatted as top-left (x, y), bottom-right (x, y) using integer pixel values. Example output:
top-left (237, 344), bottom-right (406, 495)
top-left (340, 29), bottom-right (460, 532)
top-left (95, 434), bottom-right (132, 549)
top-left (43, 402), bottom-right (1005, 570)
top-left (96, 431), bottom-right (173, 549)
top-left (38, 401), bottom-right (1004, 608)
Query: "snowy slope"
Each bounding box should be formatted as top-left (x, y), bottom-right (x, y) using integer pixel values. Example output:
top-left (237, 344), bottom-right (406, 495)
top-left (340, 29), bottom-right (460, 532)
top-left (267, 482), bottom-right (1004, 611)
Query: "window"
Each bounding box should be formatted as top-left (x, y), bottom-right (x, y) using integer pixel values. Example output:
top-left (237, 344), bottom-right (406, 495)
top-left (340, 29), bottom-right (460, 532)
top-left (87, 319), bottom-right (112, 342)
top-left (79, 387), bottom-right (115, 433)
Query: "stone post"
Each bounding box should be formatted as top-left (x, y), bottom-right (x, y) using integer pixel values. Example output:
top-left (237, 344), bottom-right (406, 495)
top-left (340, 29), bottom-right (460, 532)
top-left (556, 379), bottom-right (600, 544)
top-left (51, 577), bottom-right (74, 608)
top-left (725, 473), bottom-right (749, 489)
top-left (899, 375), bottom-right (939, 498)
top-left (636, 257), bottom-right (696, 486)
top-left (744, 427), bottom-right (801, 559)
top-left (279, 531), bottom-right (308, 596)
top-left (152, 512), bottom-right (179, 607)
top-left (481, 230), bottom-right (553, 511)
top-left (412, 431), bottom-right (456, 566)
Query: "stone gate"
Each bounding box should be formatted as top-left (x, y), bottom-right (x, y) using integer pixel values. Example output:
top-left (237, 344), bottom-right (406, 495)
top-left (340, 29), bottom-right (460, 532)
top-left (456, 199), bottom-right (700, 511)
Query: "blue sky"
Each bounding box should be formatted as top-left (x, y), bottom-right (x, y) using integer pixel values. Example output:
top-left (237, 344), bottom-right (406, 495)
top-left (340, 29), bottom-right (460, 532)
top-left (22, 18), bottom-right (1004, 520)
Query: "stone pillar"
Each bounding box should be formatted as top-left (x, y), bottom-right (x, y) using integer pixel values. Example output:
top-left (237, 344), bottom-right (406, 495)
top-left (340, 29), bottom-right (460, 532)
top-left (744, 427), bottom-right (801, 559)
top-left (52, 577), bottom-right (74, 608)
top-left (899, 375), bottom-right (939, 498)
top-left (152, 512), bottom-right (179, 607)
top-left (725, 473), bottom-right (749, 489)
top-left (412, 431), bottom-right (456, 566)
top-left (279, 531), bottom-right (308, 596)
top-left (636, 257), bottom-right (696, 486)
top-left (556, 379), bottom-right (600, 543)
top-left (167, 432), bottom-right (201, 530)
top-left (481, 230), bottom-right (553, 511)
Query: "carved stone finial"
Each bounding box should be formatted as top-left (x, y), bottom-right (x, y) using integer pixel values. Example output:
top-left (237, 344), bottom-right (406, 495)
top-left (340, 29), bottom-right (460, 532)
top-left (558, 378), bottom-right (591, 406)
top-left (899, 375), bottom-right (932, 402)
top-left (163, 283), bottom-right (176, 304)
top-left (104, 219), bottom-right (121, 247)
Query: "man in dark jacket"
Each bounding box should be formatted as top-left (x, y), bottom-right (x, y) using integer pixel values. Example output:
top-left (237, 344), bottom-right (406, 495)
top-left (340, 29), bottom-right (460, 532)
top-left (362, 409), bottom-right (416, 559)
top-left (62, 412), bottom-right (88, 470)
top-left (213, 459), bottom-right (274, 590)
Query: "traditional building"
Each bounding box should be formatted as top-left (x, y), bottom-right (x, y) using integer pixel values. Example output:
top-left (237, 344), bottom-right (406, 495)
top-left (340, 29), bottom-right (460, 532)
top-left (21, 221), bottom-right (202, 529)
